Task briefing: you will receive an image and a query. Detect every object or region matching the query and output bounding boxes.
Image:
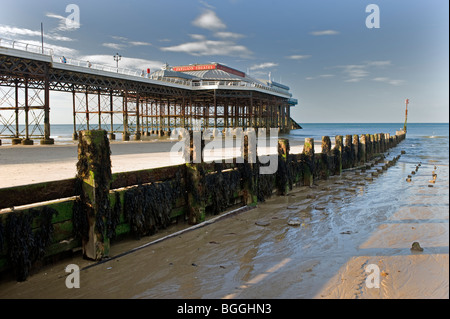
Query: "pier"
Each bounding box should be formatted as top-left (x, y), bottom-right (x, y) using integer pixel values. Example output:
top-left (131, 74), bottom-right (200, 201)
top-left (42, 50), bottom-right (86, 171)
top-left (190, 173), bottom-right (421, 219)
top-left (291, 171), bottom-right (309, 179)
top-left (0, 39), bottom-right (298, 145)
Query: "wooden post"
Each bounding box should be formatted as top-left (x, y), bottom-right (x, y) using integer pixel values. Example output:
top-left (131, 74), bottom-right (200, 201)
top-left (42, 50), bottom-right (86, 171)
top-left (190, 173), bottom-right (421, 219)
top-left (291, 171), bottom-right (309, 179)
top-left (370, 134), bottom-right (376, 156)
top-left (186, 130), bottom-right (206, 224)
top-left (334, 135), bottom-right (343, 175)
top-left (343, 135), bottom-right (353, 169)
top-left (277, 138), bottom-right (290, 195)
top-left (379, 133), bottom-right (385, 153)
top-left (352, 134), bottom-right (359, 165)
top-left (77, 130), bottom-right (112, 260)
top-left (359, 134), bottom-right (367, 164)
top-left (242, 132), bottom-right (257, 205)
top-left (303, 138), bottom-right (314, 186)
top-left (365, 134), bottom-right (372, 159)
top-left (317, 136), bottom-right (332, 180)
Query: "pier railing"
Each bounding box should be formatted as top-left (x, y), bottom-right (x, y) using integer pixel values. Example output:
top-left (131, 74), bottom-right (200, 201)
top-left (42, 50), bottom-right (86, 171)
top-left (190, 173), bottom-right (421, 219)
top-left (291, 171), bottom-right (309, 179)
top-left (0, 38), bottom-right (54, 56)
top-left (0, 130), bottom-right (406, 281)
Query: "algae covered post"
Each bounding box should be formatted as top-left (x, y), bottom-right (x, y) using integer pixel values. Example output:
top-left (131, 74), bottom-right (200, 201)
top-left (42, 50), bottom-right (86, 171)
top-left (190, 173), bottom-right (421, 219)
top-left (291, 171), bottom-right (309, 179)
top-left (75, 129), bottom-right (112, 260)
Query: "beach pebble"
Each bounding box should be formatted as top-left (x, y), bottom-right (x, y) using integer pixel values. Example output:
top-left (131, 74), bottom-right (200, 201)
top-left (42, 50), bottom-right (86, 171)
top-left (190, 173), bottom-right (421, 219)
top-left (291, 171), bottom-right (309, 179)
top-left (287, 218), bottom-right (301, 226)
top-left (411, 242), bottom-right (424, 252)
top-left (255, 220), bottom-right (271, 227)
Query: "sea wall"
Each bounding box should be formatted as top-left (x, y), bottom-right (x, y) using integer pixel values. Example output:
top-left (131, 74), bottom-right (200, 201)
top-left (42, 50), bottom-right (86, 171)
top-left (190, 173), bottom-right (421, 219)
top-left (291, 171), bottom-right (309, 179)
top-left (0, 130), bottom-right (406, 281)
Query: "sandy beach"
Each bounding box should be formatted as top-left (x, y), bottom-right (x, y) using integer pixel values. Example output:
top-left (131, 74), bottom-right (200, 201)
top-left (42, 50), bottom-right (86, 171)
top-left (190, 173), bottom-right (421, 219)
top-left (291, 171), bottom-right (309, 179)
top-left (0, 137), bottom-right (313, 188)
top-left (0, 137), bottom-right (447, 299)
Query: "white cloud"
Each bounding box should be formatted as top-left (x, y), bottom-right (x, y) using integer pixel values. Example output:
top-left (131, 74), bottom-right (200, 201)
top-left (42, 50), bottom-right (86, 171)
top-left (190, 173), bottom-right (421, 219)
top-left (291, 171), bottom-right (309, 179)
top-left (111, 36), bottom-right (129, 42)
top-left (0, 25), bottom-right (73, 42)
top-left (107, 36), bottom-right (151, 48)
top-left (16, 39), bottom-right (79, 56)
top-left (192, 9), bottom-right (226, 30)
top-left (305, 74), bottom-right (335, 80)
top-left (214, 31), bottom-right (245, 39)
top-left (190, 34), bottom-right (207, 41)
top-left (102, 42), bottom-right (126, 50)
top-left (287, 54), bottom-right (311, 60)
top-left (310, 30), bottom-right (339, 36)
top-left (367, 60), bottom-right (391, 67)
top-left (46, 12), bottom-right (79, 32)
top-left (344, 78), bottom-right (362, 83)
top-left (336, 60), bottom-right (403, 84)
top-left (341, 64), bottom-right (369, 79)
top-left (373, 77), bottom-right (405, 86)
top-left (161, 40), bottom-right (251, 57)
top-left (129, 41), bottom-right (151, 46)
top-left (249, 62), bottom-right (278, 71)
top-left (80, 55), bottom-right (164, 72)
top-left (162, 8), bottom-right (250, 58)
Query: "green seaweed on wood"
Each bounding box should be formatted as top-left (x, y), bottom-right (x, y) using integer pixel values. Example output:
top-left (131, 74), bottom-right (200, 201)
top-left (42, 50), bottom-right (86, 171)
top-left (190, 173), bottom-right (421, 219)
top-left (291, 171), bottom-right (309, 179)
top-left (4, 207), bottom-right (57, 281)
top-left (123, 171), bottom-right (183, 239)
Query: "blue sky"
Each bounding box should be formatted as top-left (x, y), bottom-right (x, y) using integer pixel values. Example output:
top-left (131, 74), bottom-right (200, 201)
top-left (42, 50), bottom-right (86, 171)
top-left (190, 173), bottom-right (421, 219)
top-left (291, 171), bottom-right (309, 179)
top-left (0, 0), bottom-right (448, 124)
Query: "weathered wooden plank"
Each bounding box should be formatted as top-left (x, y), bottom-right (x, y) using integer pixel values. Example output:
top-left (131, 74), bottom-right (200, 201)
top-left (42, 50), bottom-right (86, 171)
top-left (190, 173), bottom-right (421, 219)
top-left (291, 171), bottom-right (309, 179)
top-left (0, 178), bottom-right (77, 210)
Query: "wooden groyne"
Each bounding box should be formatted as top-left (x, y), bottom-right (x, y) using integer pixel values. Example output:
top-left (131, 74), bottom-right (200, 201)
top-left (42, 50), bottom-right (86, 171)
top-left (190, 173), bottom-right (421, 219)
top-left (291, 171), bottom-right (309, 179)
top-left (0, 130), bottom-right (406, 281)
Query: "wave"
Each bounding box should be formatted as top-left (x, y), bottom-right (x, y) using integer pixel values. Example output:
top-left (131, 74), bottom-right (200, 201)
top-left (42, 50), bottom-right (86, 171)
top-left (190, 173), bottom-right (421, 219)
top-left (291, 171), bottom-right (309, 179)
top-left (422, 135), bottom-right (448, 139)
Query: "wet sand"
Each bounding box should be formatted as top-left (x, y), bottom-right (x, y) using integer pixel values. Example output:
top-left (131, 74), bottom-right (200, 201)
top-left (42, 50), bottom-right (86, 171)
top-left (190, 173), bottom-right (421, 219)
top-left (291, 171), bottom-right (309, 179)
top-left (0, 145), bottom-right (447, 299)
